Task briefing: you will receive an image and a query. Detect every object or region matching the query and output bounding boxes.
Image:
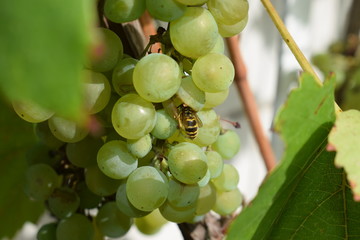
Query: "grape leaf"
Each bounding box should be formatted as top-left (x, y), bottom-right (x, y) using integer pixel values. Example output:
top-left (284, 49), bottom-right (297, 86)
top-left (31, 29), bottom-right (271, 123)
top-left (0, 0), bottom-right (94, 118)
top-left (227, 74), bottom-right (360, 239)
top-left (328, 110), bottom-right (360, 201)
top-left (0, 99), bottom-right (44, 238)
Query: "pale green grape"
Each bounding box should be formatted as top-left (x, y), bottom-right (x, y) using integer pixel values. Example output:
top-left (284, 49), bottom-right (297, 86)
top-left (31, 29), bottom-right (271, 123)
top-left (85, 165), bottom-right (121, 196)
top-left (168, 142), bottom-right (208, 184)
top-left (48, 116), bottom-right (89, 143)
top-left (96, 202), bottom-right (132, 238)
top-left (12, 101), bottom-right (54, 123)
top-left (197, 169), bottom-right (210, 187)
top-left (176, 76), bottom-right (205, 111)
top-left (192, 53), bottom-right (235, 93)
top-left (66, 136), bottom-right (103, 168)
top-left (211, 129), bottom-right (240, 159)
top-left (97, 140), bottom-right (138, 179)
top-left (34, 122), bottom-right (64, 149)
top-left (76, 181), bottom-right (102, 209)
top-left (151, 109), bottom-right (177, 140)
top-left (104, 0), bottom-right (146, 23)
top-left (112, 93), bottom-right (156, 139)
top-left (170, 7), bottom-right (218, 59)
top-left (195, 182), bottom-right (216, 215)
top-left (116, 181), bottom-right (150, 217)
top-left (24, 163), bottom-right (59, 201)
top-left (82, 70), bottom-right (111, 114)
top-left (146, 0), bottom-right (186, 22)
top-left (37, 222), bottom-right (57, 240)
top-left (206, 150), bottom-right (223, 179)
top-left (203, 88), bottom-right (229, 109)
top-left (135, 209), bottom-right (168, 235)
top-left (48, 187), bottom-right (80, 219)
top-left (126, 166), bottom-right (168, 211)
top-left (218, 16), bottom-right (248, 38)
top-left (112, 57), bottom-right (137, 96)
top-left (212, 188), bottom-right (242, 216)
top-left (86, 28), bottom-right (123, 72)
top-left (159, 201), bottom-right (196, 223)
top-left (212, 163), bottom-right (239, 191)
top-left (167, 177), bottom-right (200, 208)
top-left (209, 34), bottom-right (225, 54)
top-left (127, 134), bottom-right (152, 158)
top-left (208, 0), bottom-right (249, 25)
top-left (56, 214), bottom-right (94, 240)
top-left (192, 109), bottom-right (221, 147)
top-left (133, 53), bottom-right (182, 103)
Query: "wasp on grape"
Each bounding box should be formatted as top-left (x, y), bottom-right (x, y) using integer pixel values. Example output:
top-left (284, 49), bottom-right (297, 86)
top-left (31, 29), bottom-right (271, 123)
top-left (175, 103), bottom-right (203, 139)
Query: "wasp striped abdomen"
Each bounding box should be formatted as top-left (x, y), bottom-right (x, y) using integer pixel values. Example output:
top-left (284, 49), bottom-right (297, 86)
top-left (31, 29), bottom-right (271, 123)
top-left (176, 104), bottom-right (203, 139)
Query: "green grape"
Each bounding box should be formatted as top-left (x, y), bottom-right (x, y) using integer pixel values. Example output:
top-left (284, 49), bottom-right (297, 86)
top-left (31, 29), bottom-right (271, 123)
top-left (26, 143), bottom-right (59, 167)
top-left (192, 53), bottom-right (235, 93)
top-left (96, 202), bottom-right (132, 238)
top-left (133, 53), bottom-right (182, 103)
top-left (37, 222), bottom-right (57, 240)
top-left (151, 109), bottom-right (177, 140)
top-left (34, 122), bottom-right (64, 149)
top-left (170, 7), bottom-right (218, 59)
top-left (208, 0), bottom-right (249, 25)
top-left (97, 140), bottom-right (138, 179)
top-left (218, 16), bottom-right (248, 38)
top-left (112, 57), bottom-right (137, 96)
top-left (85, 165), bottom-right (121, 196)
top-left (209, 34), bottom-right (225, 54)
top-left (104, 0), bottom-right (146, 23)
top-left (86, 28), bottom-right (123, 72)
top-left (192, 109), bottom-right (221, 147)
top-left (76, 181), bottom-right (102, 209)
top-left (211, 163), bottom-right (239, 191)
top-left (168, 142), bottom-right (208, 184)
top-left (212, 188), bottom-right (242, 216)
top-left (167, 177), bottom-right (200, 208)
top-left (112, 93), bottom-right (156, 139)
top-left (95, 93), bottom-right (119, 128)
top-left (195, 182), bottom-right (216, 215)
top-left (24, 163), bottom-right (59, 201)
top-left (206, 150), bottom-right (223, 179)
top-left (211, 129), bottom-right (240, 159)
top-left (135, 209), bottom-right (168, 235)
top-left (197, 169), bottom-right (210, 187)
top-left (176, 76), bottom-right (205, 111)
top-left (146, 0), bottom-right (186, 22)
top-left (126, 166), bottom-right (168, 211)
top-left (203, 88), bottom-right (229, 109)
top-left (66, 136), bottom-right (103, 168)
top-left (12, 100), bottom-right (54, 123)
top-left (82, 70), bottom-right (111, 114)
top-left (174, 0), bottom-right (208, 5)
top-left (127, 134), bottom-right (152, 158)
top-left (56, 214), bottom-right (94, 240)
top-left (48, 187), bottom-right (80, 219)
top-left (159, 200), bottom-right (196, 223)
top-left (116, 181), bottom-right (150, 217)
top-left (48, 116), bottom-right (89, 143)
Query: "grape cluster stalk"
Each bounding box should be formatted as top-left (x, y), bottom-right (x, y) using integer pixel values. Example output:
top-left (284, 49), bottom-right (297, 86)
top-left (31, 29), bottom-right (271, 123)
top-left (13, 0), bottom-right (249, 239)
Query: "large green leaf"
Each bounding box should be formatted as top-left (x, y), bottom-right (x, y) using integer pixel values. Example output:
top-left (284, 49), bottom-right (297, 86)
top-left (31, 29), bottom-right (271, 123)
top-left (0, 0), bottom-right (94, 118)
top-left (227, 74), bottom-right (360, 239)
top-left (0, 99), bottom-right (44, 238)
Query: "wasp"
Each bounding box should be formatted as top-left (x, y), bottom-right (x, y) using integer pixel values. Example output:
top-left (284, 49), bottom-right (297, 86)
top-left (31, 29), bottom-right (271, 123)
top-left (175, 104), bottom-right (203, 139)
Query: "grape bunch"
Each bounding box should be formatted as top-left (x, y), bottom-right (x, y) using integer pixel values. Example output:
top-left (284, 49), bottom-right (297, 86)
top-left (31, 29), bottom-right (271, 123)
top-left (14, 0), bottom-right (248, 239)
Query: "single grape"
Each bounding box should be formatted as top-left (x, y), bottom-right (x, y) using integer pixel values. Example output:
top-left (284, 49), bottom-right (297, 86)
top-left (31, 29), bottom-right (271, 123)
top-left (151, 109), bottom-right (177, 140)
top-left (24, 163), bottom-right (59, 201)
top-left (133, 53), bottom-right (182, 103)
top-left (34, 122), bottom-right (64, 149)
top-left (104, 0), bottom-right (146, 23)
top-left (76, 181), bottom-right (102, 209)
top-left (218, 16), bottom-right (248, 38)
top-left (159, 200), bottom-right (196, 223)
top-left (170, 7), bottom-right (218, 59)
top-left (85, 165), bottom-right (121, 196)
top-left (167, 177), bottom-right (200, 208)
top-left (48, 187), bottom-right (80, 219)
top-left (192, 53), bottom-right (235, 93)
top-left (111, 93), bottom-right (156, 139)
top-left (168, 142), bottom-right (208, 184)
top-left (176, 76), bottom-right (205, 111)
top-left (96, 202), bottom-right (133, 238)
top-left (212, 188), bottom-right (242, 216)
top-left (127, 134), bottom-right (152, 158)
top-left (146, 0), bottom-right (186, 22)
top-left (207, 0), bottom-right (249, 25)
top-left (211, 163), bottom-right (239, 191)
top-left (97, 140), bottom-right (138, 179)
top-left (174, 0), bottom-right (208, 5)
top-left (12, 100), bottom-right (54, 123)
top-left (56, 214), bottom-right (94, 240)
top-left (37, 222), bottom-right (57, 240)
top-left (203, 88), bottom-right (229, 109)
top-left (126, 166), bottom-right (168, 211)
top-left (211, 129), bottom-right (240, 159)
top-left (135, 209), bottom-right (168, 235)
top-left (195, 182), bottom-right (216, 215)
top-left (48, 115), bottom-right (89, 143)
top-left (206, 150), bottom-right (223, 179)
top-left (112, 57), bottom-right (137, 96)
top-left (192, 109), bottom-right (221, 147)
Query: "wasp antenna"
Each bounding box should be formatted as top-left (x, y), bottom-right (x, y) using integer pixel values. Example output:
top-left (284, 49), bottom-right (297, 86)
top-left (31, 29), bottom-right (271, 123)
top-left (221, 118), bottom-right (241, 128)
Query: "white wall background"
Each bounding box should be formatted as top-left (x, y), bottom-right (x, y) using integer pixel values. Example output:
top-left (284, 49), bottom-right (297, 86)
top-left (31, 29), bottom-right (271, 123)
top-left (9, 0), bottom-right (353, 239)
